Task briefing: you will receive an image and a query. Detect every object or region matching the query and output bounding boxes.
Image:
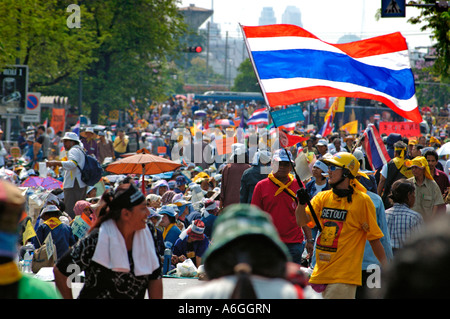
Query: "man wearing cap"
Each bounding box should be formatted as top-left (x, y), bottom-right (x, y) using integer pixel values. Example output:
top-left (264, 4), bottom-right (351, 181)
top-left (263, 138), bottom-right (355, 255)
top-left (177, 204), bottom-right (301, 299)
top-left (0, 180), bottom-right (61, 299)
top-left (172, 220), bottom-right (209, 268)
top-left (174, 175), bottom-right (187, 195)
top-left (251, 149), bottom-right (313, 265)
top-left (158, 205), bottom-right (181, 248)
top-left (406, 156), bottom-right (445, 221)
top-left (295, 152), bottom-right (386, 299)
top-left (47, 132), bottom-right (87, 219)
top-left (315, 139), bottom-right (329, 159)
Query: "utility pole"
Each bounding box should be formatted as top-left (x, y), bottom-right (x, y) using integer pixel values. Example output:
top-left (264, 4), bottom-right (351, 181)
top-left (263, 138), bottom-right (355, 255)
top-left (224, 31), bottom-right (228, 89)
top-left (206, 21), bottom-right (210, 84)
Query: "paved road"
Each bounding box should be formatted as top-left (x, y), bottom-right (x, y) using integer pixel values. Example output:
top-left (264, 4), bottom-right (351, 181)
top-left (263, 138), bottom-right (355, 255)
top-left (62, 276), bottom-right (204, 299)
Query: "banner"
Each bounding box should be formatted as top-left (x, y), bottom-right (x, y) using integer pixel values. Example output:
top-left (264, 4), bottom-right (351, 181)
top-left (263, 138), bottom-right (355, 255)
top-left (50, 108), bottom-right (65, 134)
top-left (378, 121), bottom-right (420, 138)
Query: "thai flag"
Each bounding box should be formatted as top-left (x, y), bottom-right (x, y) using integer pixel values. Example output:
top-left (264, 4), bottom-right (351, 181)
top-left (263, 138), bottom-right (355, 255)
top-left (72, 118), bottom-right (81, 136)
top-left (363, 124), bottom-right (391, 170)
top-left (247, 107), bottom-right (269, 126)
top-left (241, 24), bottom-right (422, 123)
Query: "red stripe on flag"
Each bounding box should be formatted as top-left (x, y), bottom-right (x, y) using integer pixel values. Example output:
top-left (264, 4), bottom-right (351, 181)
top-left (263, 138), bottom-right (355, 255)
top-left (265, 87), bottom-right (422, 123)
top-left (242, 24), bottom-right (407, 58)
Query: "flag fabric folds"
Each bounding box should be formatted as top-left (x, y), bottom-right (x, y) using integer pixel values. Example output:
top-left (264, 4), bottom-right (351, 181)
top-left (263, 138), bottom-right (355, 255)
top-left (318, 98), bottom-right (340, 136)
top-left (241, 24), bottom-right (422, 123)
top-left (247, 108), bottom-right (269, 126)
top-left (363, 124), bottom-right (391, 170)
top-left (340, 120), bottom-right (358, 134)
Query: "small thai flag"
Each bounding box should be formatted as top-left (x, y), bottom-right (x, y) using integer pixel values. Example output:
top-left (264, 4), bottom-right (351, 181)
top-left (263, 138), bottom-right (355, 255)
top-left (72, 118), bottom-right (81, 136)
top-left (247, 108), bottom-right (269, 126)
top-left (363, 124), bottom-right (391, 170)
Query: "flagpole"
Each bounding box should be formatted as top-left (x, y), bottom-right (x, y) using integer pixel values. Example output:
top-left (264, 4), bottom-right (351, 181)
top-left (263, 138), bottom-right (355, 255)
top-left (240, 24), bottom-right (321, 232)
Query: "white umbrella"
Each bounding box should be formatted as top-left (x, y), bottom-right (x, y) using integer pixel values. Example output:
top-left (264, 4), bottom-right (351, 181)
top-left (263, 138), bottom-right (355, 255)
top-left (437, 142), bottom-right (450, 156)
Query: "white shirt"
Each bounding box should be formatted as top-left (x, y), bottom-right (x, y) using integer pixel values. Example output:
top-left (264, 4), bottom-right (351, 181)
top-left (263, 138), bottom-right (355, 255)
top-left (61, 144), bottom-right (86, 188)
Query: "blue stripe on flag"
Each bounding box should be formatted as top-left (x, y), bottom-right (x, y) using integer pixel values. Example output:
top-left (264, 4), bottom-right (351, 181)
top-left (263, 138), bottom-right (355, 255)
top-left (252, 49), bottom-right (415, 100)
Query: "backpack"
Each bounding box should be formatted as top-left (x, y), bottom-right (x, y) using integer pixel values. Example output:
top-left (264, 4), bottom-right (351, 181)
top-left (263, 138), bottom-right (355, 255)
top-left (76, 149), bottom-right (103, 186)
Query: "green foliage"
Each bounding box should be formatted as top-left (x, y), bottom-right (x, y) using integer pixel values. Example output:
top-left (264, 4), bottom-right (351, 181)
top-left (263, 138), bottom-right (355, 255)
top-left (231, 58), bottom-right (261, 92)
top-left (0, 0), bottom-right (187, 123)
top-left (408, 1), bottom-right (450, 80)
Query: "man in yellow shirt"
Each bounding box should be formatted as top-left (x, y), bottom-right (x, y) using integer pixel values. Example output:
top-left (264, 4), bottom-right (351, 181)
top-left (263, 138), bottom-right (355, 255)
top-left (113, 129), bottom-right (129, 158)
top-left (295, 152), bottom-right (387, 299)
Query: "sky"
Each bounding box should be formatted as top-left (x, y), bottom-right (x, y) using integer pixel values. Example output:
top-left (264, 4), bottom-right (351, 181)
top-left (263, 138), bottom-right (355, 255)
top-left (178, 0), bottom-right (435, 51)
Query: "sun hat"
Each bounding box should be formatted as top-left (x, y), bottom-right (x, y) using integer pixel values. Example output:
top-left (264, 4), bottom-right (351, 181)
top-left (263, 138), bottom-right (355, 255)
top-left (158, 205), bottom-right (177, 218)
top-left (61, 132), bottom-right (81, 144)
top-left (40, 204), bottom-right (61, 217)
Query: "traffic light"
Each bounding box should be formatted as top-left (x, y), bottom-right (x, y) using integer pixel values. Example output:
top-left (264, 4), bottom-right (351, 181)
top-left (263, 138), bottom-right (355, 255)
top-left (185, 46), bottom-right (203, 53)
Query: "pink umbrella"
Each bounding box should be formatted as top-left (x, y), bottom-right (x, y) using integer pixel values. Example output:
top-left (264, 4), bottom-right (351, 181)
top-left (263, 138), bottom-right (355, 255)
top-left (21, 176), bottom-right (44, 188)
top-left (214, 119), bottom-right (235, 127)
top-left (20, 176), bottom-right (63, 190)
top-left (41, 176), bottom-right (63, 190)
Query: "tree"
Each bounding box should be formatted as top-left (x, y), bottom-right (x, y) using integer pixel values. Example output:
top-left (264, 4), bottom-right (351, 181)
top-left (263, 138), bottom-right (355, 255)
top-left (0, 0), bottom-right (99, 87)
top-left (0, 0), bottom-right (187, 124)
top-left (231, 58), bottom-right (262, 92)
top-left (408, 0), bottom-right (450, 80)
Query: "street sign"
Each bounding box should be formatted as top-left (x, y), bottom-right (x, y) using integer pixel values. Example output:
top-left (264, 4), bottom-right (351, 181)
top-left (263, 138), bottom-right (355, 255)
top-left (381, 0), bottom-right (406, 18)
top-left (0, 65), bottom-right (28, 112)
top-left (22, 114), bottom-right (40, 122)
top-left (26, 92), bottom-right (41, 115)
top-left (270, 107), bottom-right (305, 127)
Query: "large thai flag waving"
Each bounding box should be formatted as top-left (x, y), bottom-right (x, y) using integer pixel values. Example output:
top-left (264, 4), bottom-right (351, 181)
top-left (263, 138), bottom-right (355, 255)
top-left (241, 24), bottom-right (421, 123)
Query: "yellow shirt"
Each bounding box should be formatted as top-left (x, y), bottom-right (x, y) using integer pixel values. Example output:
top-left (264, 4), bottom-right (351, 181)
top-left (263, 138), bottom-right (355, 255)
top-left (306, 189), bottom-right (384, 286)
top-left (113, 136), bottom-right (129, 153)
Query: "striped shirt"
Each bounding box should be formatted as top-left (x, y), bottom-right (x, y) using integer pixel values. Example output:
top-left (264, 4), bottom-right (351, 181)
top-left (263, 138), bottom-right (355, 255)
top-left (385, 203), bottom-right (424, 249)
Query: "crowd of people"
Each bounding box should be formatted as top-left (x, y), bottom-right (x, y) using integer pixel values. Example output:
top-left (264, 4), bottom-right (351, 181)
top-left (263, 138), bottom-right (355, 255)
top-left (1, 97), bottom-right (450, 299)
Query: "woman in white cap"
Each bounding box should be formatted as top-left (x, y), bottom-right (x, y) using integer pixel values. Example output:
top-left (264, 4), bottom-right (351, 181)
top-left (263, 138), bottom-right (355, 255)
top-left (46, 132), bottom-right (87, 219)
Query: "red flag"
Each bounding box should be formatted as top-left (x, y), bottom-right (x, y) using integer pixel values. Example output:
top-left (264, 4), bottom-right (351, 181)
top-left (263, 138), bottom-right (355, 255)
top-left (279, 130), bottom-right (308, 148)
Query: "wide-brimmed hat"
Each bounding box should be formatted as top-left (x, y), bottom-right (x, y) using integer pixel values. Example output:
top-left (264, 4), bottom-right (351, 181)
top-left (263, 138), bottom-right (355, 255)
top-left (40, 204), bottom-right (62, 217)
top-left (61, 132), bottom-right (81, 143)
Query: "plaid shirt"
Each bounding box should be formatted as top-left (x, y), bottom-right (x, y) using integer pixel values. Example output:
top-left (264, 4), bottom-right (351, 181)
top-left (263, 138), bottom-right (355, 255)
top-left (385, 203), bottom-right (424, 249)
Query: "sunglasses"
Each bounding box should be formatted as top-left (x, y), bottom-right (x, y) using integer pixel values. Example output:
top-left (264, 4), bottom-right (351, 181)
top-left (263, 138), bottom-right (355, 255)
top-left (328, 165), bottom-right (343, 172)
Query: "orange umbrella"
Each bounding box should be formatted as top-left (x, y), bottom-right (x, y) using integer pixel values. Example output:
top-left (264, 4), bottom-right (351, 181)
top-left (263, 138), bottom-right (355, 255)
top-left (105, 148), bottom-right (182, 193)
